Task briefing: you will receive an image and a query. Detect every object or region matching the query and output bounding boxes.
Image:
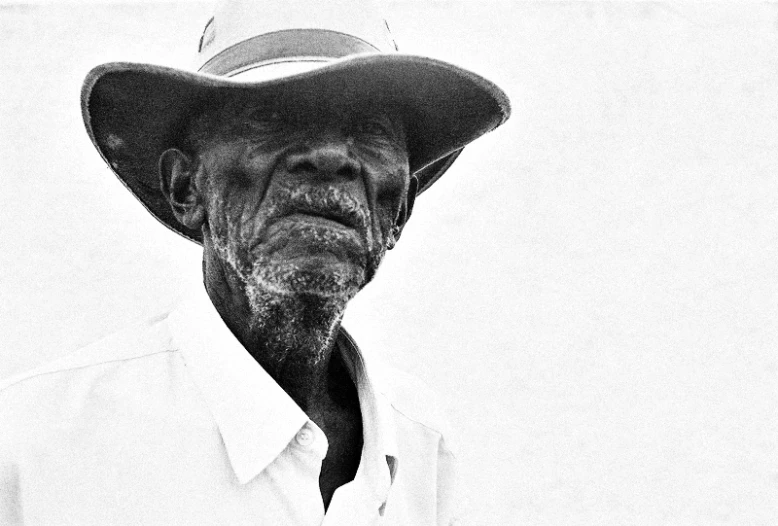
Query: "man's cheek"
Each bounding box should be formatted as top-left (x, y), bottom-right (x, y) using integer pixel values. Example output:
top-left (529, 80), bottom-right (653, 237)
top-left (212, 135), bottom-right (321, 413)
top-left (366, 210), bottom-right (394, 250)
top-left (208, 200), bottom-right (247, 246)
top-left (369, 163), bottom-right (407, 204)
top-left (208, 186), bottom-right (254, 238)
top-left (379, 186), bottom-right (407, 228)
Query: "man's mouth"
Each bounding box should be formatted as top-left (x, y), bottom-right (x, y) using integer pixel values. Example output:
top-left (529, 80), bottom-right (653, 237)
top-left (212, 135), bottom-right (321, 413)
top-left (257, 186), bottom-right (371, 248)
top-left (284, 202), bottom-right (365, 231)
top-left (283, 212), bottom-right (354, 230)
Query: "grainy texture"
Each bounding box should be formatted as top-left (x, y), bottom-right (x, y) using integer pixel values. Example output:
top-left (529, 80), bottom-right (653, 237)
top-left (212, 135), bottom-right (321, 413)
top-left (2, 2), bottom-right (778, 524)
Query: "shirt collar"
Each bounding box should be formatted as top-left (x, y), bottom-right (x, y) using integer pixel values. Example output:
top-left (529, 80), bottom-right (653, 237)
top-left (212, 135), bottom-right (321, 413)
top-left (168, 280), bottom-right (399, 501)
top-left (168, 281), bottom-right (308, 484)
top-left (338, 329), bottom-right (399, 502)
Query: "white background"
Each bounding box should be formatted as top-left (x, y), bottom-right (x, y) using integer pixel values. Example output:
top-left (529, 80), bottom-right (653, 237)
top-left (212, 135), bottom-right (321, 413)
top-left (2, 1), bottom-right (778, 524)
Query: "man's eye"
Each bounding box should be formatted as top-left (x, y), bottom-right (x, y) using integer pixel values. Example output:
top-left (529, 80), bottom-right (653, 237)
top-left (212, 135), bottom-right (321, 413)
top-left (355, 119), bottom-right (393, 138)
top-left (246, 109), bottom-right (285, 126)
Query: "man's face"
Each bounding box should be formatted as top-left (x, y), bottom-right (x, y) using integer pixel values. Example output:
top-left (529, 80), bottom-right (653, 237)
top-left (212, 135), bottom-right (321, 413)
top-left (186, 95), bottom-right (411, 309)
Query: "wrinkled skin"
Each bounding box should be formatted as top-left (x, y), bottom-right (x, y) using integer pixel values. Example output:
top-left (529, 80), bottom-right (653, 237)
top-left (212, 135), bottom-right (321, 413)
top-left (159, 94), bottom-right (416, 508)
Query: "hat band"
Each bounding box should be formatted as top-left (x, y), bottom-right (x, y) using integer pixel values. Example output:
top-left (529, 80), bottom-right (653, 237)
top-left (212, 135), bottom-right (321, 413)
top-left (199, 29), bottom-right (381, 77)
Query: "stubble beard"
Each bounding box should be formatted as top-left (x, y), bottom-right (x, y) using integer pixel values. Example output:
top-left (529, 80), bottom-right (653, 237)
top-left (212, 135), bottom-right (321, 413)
top-left (208, 185), bottom-right (387, 368)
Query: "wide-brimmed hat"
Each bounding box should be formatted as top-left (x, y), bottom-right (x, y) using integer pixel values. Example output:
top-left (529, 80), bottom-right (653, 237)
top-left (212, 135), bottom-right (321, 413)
top-left (81, 0), bottom-right (511, 244)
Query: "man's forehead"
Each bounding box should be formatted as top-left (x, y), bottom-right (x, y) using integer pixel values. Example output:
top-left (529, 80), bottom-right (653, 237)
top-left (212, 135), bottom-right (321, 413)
top-left (196, 93), bottom-right (407, 124)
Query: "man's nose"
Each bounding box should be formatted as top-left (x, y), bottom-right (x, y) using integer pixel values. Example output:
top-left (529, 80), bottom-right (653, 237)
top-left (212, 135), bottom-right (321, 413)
top-left (285, 139), bottom-right (361, 181)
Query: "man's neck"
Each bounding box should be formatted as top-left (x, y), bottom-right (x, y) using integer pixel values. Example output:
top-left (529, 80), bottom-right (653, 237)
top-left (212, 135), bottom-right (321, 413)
top-left (204, 266), bottom-right (349, 413)
top-left (201, 251), bottom-right (365, 509)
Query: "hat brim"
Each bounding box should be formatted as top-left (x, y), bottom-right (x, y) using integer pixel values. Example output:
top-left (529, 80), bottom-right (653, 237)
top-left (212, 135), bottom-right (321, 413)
top-left (81, 53), bottom-right (510, 244)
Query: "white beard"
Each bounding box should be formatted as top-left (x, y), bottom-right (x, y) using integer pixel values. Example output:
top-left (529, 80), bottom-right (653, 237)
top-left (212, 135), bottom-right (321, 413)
top-left (210, 228), bottom-right (359, 366)
top-left (204, 181), bottom-right (390, 367)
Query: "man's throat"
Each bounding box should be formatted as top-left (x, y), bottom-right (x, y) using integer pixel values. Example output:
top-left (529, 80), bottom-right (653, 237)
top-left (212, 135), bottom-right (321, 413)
top-left (242, 289), bottom-right (349, 411)
top-left (205, 234), bottom-right (363, 411)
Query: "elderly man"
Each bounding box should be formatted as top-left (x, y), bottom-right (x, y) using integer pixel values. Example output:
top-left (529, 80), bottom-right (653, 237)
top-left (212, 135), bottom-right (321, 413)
top-left (0, 0), bottom-right (509, 524)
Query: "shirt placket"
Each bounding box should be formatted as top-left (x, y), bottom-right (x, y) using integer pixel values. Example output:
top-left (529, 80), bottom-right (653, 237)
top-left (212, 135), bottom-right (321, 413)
top-left (285, 421), bottom-right (330, 525)
top-left (321, 476), bottom-right (385, 526)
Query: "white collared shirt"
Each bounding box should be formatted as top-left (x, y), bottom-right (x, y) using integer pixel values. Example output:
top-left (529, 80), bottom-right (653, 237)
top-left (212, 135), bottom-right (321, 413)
top-left (0, 284), bottom-right (460, 525)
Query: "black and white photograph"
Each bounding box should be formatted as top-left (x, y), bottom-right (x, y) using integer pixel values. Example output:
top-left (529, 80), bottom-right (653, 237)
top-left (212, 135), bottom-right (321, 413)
top-left (1, 0), bottom-right (777, 524)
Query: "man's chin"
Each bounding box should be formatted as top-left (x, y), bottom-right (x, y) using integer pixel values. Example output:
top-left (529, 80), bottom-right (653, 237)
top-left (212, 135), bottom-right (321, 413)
top-left (248, 260), bottom-right (366, 300)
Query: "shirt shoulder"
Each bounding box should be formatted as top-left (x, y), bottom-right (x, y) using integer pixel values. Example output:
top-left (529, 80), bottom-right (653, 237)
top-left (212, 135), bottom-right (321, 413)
top-left (373, 358), bottom-right (456, 450)
top-left (0, 311), bottom-right (186, 458)
top-left (0, 311), bottom-right (177, 405)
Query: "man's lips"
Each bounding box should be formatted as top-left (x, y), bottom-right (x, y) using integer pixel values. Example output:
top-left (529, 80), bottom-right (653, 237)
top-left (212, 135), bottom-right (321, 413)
top-left (281, 202), bottom-right (365, 230)
top-left (282, 212), bottom-right (356, 230)
top-left (260, 211), bottom-right (366, 260)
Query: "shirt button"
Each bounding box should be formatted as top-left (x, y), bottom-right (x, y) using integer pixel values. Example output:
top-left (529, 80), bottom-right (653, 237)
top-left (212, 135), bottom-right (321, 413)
top-left (295, 427), bottom-right (314, 447)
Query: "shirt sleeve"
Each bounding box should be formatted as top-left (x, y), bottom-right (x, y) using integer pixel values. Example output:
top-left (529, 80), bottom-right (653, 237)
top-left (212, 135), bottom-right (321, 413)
top-left (437, 435), bottom-right (464, 526)
top-left (0, 383), bottom-right (25, 526)
top-left (0, 435), bottom-right (23, 526)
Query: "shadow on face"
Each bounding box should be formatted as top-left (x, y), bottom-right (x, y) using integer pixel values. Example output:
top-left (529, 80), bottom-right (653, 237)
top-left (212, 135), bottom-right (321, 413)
top-left (160, 92), bottom-right (415, 301)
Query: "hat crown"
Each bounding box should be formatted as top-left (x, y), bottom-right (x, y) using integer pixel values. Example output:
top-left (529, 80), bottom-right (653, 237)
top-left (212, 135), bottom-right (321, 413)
top-left (82, 0), bottom-right (510, 244)
top-left (196, 0), bottom-right (397, 76)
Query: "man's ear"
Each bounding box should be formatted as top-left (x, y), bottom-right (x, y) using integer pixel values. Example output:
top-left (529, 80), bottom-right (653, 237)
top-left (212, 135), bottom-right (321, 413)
top-left (388, 175), bottom-right (418, 250)
top-left (159, 148), bottom-right (206, 231)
